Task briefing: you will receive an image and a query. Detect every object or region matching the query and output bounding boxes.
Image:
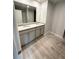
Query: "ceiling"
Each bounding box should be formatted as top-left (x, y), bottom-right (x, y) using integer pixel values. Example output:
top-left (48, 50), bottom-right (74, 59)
top-left (49, 0), bottom-right (65, 3)
top-left (33, 0), bottom-right (47, 3)
top-left (34, 0), bottom-right (64, 3)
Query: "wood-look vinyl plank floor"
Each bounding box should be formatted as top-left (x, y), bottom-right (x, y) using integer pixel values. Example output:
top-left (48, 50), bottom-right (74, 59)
top-left (22, 33), bottom-right (65, 59)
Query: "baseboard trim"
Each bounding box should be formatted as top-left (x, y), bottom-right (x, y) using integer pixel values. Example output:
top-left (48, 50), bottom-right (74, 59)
top-left (50, 32), bottom-right (63, 39)
top-left (44, 31), bottom-right (51, 36)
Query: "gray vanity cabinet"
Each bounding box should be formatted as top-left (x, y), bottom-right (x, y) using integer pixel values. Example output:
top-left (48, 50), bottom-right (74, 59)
top-left (19, 29), bottom-right (36, 46)
top-left (19, 25), bottom-right (45, 46)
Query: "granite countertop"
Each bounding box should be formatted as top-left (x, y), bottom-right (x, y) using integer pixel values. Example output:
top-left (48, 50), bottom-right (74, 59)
top-left (18, 22), bottom-right (45, 32)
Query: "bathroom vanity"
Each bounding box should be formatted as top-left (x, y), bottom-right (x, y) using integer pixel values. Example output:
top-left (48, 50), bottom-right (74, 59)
top-left (14, 1), bottom-right (45, 47)
top-left (18, 22), bottom-right (45, 46)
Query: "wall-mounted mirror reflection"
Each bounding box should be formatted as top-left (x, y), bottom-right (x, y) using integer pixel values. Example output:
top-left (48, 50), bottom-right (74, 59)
top-left (14, 1), bottom-right (36, 26)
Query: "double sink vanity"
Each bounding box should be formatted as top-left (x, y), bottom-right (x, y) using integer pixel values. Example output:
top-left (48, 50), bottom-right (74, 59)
top-left (18, 22), bottom-right (45, 47)
top-left (14, 1), bottom-right (45, 47)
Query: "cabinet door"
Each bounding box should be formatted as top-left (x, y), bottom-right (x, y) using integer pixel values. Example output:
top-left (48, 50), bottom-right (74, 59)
top-left (20, 32), bottom-right (29, 46)
top-left (40, 26), bottom-right (44, 35)
top-left (29, 30), bottom-right (35, 42)
top-left (36, 28), bottom-right (41, 38)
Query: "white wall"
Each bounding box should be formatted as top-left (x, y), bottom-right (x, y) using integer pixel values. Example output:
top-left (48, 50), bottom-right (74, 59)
top-left (51, 1), bottom-right (65, 37)
top-left (39, 0), bottom-right (48, 24)
top-left (14, 9), bottom-right (22, 53)
top-left (13, 6), bottom-right (23, 59)
top-left (45, 1), bottom-right (55, 34)
top-left (13, 40), bottom-right (19, 59)
top-left (45, 1), bottom-right (65, 37)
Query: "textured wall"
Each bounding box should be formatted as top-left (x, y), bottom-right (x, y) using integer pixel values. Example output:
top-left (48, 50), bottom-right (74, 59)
top-left (51, 2), bottom-right (65, 37)
top-left (45, 1), bottom-right (54, 34)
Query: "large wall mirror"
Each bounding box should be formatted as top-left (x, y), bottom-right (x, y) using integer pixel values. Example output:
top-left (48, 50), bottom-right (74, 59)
top-left (14, 1), bottom-right (36, 26)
